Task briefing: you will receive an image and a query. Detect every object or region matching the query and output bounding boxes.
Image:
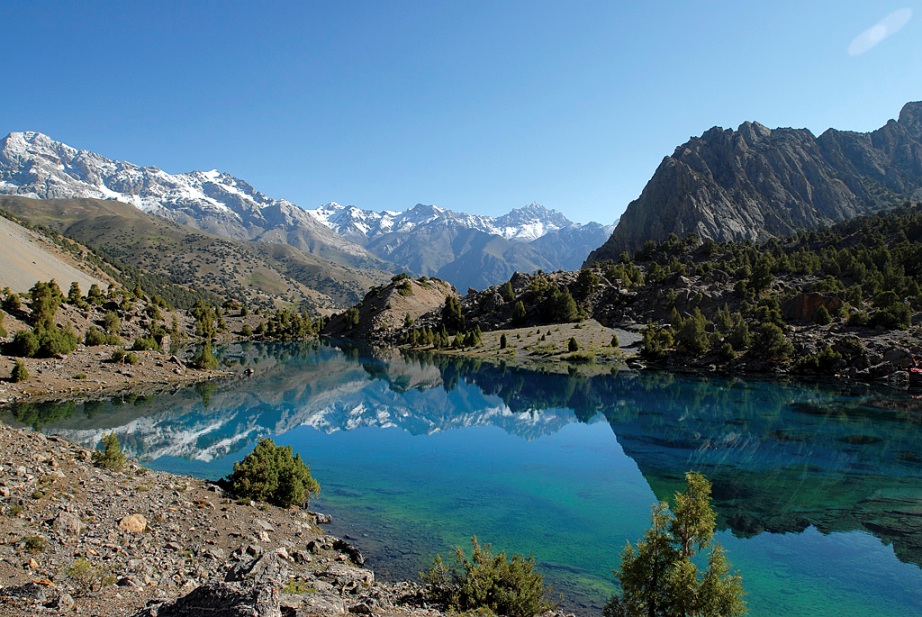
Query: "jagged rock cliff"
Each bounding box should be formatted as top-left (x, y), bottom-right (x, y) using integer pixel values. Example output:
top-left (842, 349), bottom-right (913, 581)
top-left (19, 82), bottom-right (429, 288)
top-left (587, 101), bottom-right (922, 262)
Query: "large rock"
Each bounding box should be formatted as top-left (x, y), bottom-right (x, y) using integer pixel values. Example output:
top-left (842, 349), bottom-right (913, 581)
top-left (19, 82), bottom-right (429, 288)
top-left (119, 513), bottom-right (148, 534)
top-left (131, 581), bottom-right (280, 617)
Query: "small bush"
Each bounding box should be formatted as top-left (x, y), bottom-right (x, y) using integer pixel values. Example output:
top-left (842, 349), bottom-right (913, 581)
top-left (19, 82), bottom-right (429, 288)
top-left (567, 337), bottom-right (579, 352)
top-left (65, 558), bottom-right (114, 595)
top-left (421, 536), bottom-right (553, 617)
top-left (11, 330), bottom-right (39, 357)
top-left (109, 349), bottom-right (126, 363)
top-left (92, 433), bottom-right (126, 471)
top-left (610, 333), bottom-right (620, 348)
top-left (814, 306), bottom-right (832, 326)
top-left (125, 352), bottom-right (139, 365)
top-left (226, 438), bottom-right (320, 508)
top-left (37, 324), bottom-right (79, 357)
top-left (11, 360), bottom-right (29, 383)
top-left (23, 535), bottom-right (47, 554)
top-left (131, 335), bottom-right (161, 352)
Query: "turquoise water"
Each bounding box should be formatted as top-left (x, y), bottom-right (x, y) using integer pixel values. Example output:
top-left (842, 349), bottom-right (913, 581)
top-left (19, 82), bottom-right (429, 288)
top-left (4, 341), bottom-right (922, 615)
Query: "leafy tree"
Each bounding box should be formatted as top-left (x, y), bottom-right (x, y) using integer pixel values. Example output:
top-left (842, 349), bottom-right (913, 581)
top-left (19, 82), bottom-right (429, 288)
top-left (226, 438), bottom-right (320, 508)
top-left (421, 536), bottom-right (554, 617)
top-left (606, 472), bottom-right (745, 617)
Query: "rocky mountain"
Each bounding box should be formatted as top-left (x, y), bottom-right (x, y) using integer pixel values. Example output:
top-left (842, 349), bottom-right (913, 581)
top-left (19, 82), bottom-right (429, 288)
top-left (587, 101), bottom-right (922, 263)
top-left (0, 131), bottom-right (384, 271)
top-left (310, 202), bottom-right (614, 290)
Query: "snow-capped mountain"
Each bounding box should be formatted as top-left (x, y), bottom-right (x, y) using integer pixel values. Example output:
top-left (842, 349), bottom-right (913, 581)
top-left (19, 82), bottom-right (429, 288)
top-left (0, 130), bottom-right (614, 291)
top-left (308, 201), bottom-right (614, 289)
top-left (0, 131), bottom-right (380, 268)
top-left (309, 201), bottom-right (575, 243)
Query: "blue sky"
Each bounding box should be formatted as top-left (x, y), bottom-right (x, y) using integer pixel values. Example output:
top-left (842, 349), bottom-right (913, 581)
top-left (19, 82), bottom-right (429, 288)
top-left (1, 1), bottom-right (920, 224)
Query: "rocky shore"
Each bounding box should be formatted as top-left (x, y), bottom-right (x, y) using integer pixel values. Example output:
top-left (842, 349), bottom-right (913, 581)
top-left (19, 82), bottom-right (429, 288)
top-left (0, 423), bottom-right (451, 617)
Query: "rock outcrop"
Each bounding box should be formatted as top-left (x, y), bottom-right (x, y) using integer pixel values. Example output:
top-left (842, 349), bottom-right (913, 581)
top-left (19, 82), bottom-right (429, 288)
top-left (587, 102), bottom-right (922, 262)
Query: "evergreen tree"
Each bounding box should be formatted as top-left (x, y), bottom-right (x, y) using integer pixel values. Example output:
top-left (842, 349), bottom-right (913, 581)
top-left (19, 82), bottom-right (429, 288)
top-left (606, 472), bottom-right (746, 617)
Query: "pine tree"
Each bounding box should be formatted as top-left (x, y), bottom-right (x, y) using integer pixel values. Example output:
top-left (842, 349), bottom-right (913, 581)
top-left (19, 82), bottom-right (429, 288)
top-left (606, 472), bottom-right (746, 617)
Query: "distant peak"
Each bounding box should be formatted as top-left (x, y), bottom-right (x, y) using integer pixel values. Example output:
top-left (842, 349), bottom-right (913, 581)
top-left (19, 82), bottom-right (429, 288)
top-left (898, 101), bottom-right (922, 131)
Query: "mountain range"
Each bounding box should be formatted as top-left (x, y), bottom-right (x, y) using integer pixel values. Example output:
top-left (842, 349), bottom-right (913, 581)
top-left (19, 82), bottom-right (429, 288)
top-left (588, 101), bottom-right (922, 262)
top-left (0, 131), bottom-right (612, 293)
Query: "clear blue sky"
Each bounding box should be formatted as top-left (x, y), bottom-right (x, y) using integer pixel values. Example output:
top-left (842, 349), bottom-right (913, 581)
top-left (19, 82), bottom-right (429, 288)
top-left (2, 1), bottom-right (920, 224)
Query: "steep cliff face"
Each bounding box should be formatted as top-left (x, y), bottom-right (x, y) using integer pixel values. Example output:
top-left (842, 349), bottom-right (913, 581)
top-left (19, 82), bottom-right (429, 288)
top-left (587, 102), bottom-right (922, 262)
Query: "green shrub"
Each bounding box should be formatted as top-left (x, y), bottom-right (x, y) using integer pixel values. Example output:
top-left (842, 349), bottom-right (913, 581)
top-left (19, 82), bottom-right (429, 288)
top-left (191, 341), bottom-right (218, 369)
top-left (11, 360), bottom-right (29, 383)
top-left (610, 333), bottom-right (620, 348)
top-left (11, 330), bottom-right (39, 357)
top-left (65, 557), bottom-right (114, 595)
top-left (131, 335), bottom-right (161, 352)
top-left (109, 349), bottom-right (126, 363)
top-left (92, 433), bottom-right (126, 471)
top-left (240, 324), bottom-right (253, 337)
top-left (124, 352), bottom-right (139, 365)
top-left (567, 337), bottom-right (579, 352)
top-left (814, 306), bottom-right (832, 326)
top-left (421, 536), bottom-right (553, 617)
top-left (103, 311), bottom-right (121, 335)
top-left (84, 326), bottom-right (121, 346)
top-left (753, 322), bottom-right (793, 362)
top-left (37, 324), bottom-right (79, 357)
top-left (226, 438), bottom-right (320, 508)
top-left (23, 535), bottom-right (47, 554)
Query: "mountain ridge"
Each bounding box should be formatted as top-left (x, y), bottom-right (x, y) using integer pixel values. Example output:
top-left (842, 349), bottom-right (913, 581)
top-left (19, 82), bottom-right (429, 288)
top-left (587, 101), bottom-right (922, 263)
top-left (0, 131), bottom-right (612, 291)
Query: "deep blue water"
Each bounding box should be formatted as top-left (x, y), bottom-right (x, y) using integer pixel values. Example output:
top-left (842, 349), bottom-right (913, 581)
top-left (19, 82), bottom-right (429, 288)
top-left (4, 341), bottom-right (922, 615)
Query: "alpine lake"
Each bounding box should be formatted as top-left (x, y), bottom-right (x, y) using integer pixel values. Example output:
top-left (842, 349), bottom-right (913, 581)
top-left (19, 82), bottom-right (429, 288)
top-left (4, 341), bottom-right (922, 616)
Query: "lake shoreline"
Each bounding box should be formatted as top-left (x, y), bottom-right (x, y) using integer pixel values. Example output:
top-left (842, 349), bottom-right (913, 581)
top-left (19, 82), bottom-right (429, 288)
top-left (0, 421), bottom-right (464, 616)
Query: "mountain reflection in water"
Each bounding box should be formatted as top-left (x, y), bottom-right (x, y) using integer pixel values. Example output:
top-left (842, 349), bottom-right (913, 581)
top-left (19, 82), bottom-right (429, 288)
top-left (4, 341), bottom-right (922, 614)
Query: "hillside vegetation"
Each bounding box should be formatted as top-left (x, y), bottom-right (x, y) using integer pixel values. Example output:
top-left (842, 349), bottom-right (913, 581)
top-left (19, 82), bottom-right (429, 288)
top-left (0, 196), bottom-right (390, 312)
top-left (345, 204), bottom-right (922, 383)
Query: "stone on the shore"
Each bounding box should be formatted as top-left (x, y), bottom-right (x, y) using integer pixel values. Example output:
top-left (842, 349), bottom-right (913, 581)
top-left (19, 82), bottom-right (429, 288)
top-left (131, 581), bottom-right (281, 617)
top-left (119, 513), bottom-right (149, 534)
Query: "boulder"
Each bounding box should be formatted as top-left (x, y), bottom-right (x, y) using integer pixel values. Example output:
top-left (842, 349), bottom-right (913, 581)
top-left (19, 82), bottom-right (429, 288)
top-left (131, 581), bottom-right (280, 617)
top-left (52, 510), bottom-right (85, 536)
top-left (119, 513), bottom-right (148, 534)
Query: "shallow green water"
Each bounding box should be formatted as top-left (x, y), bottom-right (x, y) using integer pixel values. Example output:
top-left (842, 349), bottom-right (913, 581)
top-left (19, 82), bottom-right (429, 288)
top-left (4, 342), bottom-right (922, 615)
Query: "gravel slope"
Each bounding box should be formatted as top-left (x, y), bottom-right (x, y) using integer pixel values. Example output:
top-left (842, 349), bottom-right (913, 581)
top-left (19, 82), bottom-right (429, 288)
top-left (0, 216), bottom-right (106, 294)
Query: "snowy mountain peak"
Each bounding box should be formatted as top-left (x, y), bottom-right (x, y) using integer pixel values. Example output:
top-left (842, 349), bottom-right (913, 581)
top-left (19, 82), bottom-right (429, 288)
top-left (0, 131), bottom-right (378, 262)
